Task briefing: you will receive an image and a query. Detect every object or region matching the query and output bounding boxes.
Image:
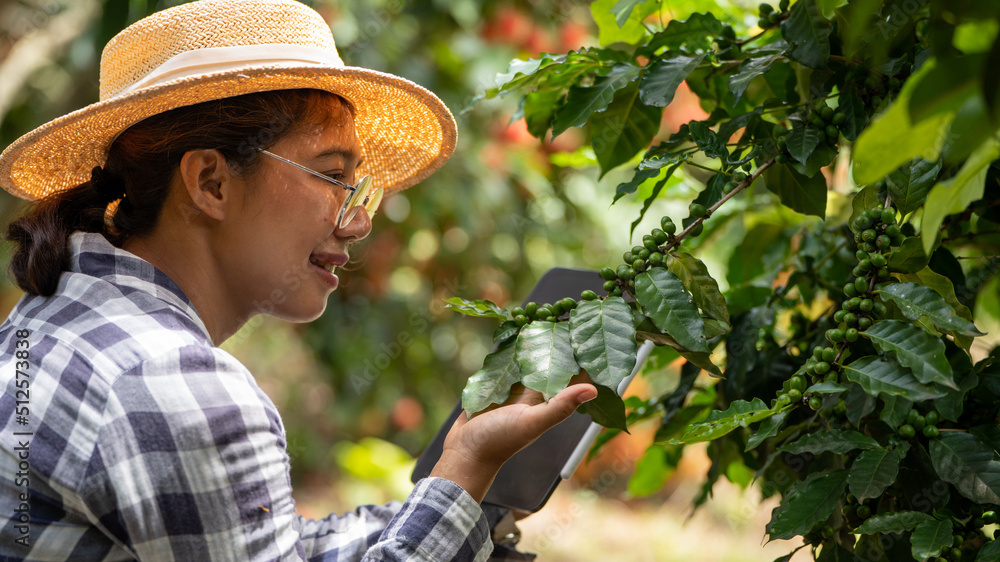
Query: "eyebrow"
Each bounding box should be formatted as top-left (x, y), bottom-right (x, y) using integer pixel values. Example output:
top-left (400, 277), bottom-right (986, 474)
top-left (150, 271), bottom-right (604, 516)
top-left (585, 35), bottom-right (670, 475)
top-left (314, 146), bottom-right (363, 167)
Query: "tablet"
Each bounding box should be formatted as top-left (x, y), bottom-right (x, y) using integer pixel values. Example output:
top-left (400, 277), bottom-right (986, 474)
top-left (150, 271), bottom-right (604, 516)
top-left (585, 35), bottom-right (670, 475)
top-left (410, 267), bottom-right (653, 512)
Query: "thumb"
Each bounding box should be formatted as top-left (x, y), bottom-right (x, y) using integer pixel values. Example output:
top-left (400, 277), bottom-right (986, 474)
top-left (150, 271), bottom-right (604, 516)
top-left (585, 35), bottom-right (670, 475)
top-left (527, 383), bottom-right (597, 430)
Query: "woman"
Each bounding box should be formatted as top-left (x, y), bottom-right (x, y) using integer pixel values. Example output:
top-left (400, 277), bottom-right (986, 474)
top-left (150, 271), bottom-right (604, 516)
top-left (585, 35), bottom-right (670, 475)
top-left (0, 1), bottom-right (596, 560)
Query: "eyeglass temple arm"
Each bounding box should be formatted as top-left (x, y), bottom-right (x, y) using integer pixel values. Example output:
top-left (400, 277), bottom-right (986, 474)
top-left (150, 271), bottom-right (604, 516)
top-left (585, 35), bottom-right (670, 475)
top-left (256, 148), bottom-right (357, 193)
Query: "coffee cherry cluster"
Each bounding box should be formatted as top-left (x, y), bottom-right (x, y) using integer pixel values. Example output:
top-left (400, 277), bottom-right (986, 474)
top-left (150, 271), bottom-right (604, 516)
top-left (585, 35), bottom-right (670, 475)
top-left (511, 296), bottom-right (580, 326)
top-left (756, 0), bottom-right (789, 29)
top-left (774, 101), bottom-right (846, 163)
top-left (599, 215), bottom-right (681, 297)
top-left (827, 204), bottom-right (902, 342)
top-left (897, 407), bottom-right (942, 439)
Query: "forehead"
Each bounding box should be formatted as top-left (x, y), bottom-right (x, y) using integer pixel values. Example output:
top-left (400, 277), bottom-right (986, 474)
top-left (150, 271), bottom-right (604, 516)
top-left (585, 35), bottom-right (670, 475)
top-left (282, 98), bottom-right (361, 161)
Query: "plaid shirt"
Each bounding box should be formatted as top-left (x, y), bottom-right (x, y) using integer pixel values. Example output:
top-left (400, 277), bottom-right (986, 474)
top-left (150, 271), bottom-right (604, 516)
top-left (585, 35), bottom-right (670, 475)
top-left (0, 232), bottom-right (491, 561)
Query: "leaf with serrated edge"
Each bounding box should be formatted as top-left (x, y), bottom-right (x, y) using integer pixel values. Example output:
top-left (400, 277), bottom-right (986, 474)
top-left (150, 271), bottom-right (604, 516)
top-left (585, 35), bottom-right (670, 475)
top-left (854, 511), bottom-right (934, 534)
top-left (635, 268), bottom-right (708, 352)
top-left (779, 429), bottom-right (879, 455)
top-left (843, 355), bottom-right (946, 401)
top-left (931, 432), bottom-right (1000, 504)
top-left (462, 340), bottom-right (521, 415)
top-left (767, 470), bottom-right (849, 541)
top-left (517, 321), bottom-right (580, 399)
top-left (848, 446), bottom-right (903, 501)
top-left (911, 518), bottom-right (954, 560)
top-left (569, 297), bottom-right (637, 389)
top-left (863, 320), bottom-right (956, 389)
top-left (878, 282), bottom-right (983, 337)
top-left (668, 252), bottom-right (730, 326)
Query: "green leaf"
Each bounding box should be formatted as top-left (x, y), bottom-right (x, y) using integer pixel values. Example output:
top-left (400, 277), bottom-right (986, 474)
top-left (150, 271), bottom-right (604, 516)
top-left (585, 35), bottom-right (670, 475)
top-left (522, 87), bottom-right (564, 138)
top-left (552, 63), bottom-right (641, 137)
top-left (887, 237), bottom-right (929, 274)
top-left (854, 511), bottom-right (934, 534)
top-left (591, 82), bottom-right (662, 176)
top-left (911, 518), bottom-right (955, 560)
top-left (577, 383), bottom-right (628, 431)
top-left (728, 53), bottom-right (785, 104)
top-left (848, 445), bottom-right (903, 501)
top-left (667, 252), bottom-right (729, 327)
top-left (641, 13), bottom-right (724, 55)
top-left (638, 331), bottom-right (722, 376)
top-left (639, 54), bottom-right (704, 108)
top-left (879, 395), bottom-right (913, 429)
top-left (610, 0), bottom-right (649, 27)
top-left (629, 163), bottom-right (681, 238)
top-left (908, 54), bottom-right (983, 122)
top-left (767, 470), bottom-right (849, 541)
top-left (462, 339), bottom-right (521, 414)
top-left (789, 143), bottom-right (838, 178)
top-left (931, 432), bottom-right (1000, 504)
top-left (569, 297), bottom-right (637, 389)
top-left (443, 297), bottom-right (508, 319)
top-left (516, 321), bottom-right (580, 399)
top-left (780, 0), bottom-right (833, 69)
top-left (849, 184), bottom-right (882, 227)
top-left (627, 444), bottom-right (678, 497)
top-left (885, 158), bottom-right (942, 217)
top-left (843, 355), bottom-right (946, 401)
top-left (862, 320), bottom-right (956, 389)
top-left (673, 398), bottom-right (782, 444)
top-left (837, 86), bottom-right (868, 141)
top-left (853, 61), bottom-right (956, 185)
top-left (634, 268), bottom-right (708, 352)
top-left (493, 320), bottom-right (519, 344)
top-left (591, 0), bottom-right (655, 46)
top-left (877, 282), bottom-right (984, 337)
top-left (921, 135), bottom-right (999, 255)
top-left (779, 429), bottom-right (879, 455)
top-left (784, 126), bottom-right (823, 164)
top-left (977, 538), bottom-right (1000, 561)
top-left (747, 411), bottom-right (787, 451)
top-left (804, 381), bottom-right (847, 395)
top-left (688, 121), bottom-right (728, 161)
top-left (762, 162), bottom-right (828, 218)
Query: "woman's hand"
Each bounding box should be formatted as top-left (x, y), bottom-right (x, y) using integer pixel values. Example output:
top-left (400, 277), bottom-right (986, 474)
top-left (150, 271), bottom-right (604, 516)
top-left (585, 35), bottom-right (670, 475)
top-left (429, 376), bottom-right (597, 503)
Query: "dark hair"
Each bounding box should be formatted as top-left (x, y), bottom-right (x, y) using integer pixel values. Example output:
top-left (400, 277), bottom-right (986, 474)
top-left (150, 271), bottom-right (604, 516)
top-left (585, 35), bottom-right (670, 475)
top-left (6, 89), bottom-right (350, 296)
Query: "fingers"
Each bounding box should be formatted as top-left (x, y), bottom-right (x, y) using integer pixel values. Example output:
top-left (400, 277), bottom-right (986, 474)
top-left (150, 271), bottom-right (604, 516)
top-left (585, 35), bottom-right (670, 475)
top-left (522, 382), bottom-right (597, 433)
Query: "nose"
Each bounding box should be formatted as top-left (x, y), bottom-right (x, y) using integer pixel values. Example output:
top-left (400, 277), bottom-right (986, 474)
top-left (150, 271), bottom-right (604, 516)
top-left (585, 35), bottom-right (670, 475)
top-left (334, 205), bottom-right (372, 241)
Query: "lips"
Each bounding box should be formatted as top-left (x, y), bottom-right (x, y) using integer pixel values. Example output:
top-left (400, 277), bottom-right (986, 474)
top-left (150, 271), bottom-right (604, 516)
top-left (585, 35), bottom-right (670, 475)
top-left (309, 252), bottom-right (348, 273)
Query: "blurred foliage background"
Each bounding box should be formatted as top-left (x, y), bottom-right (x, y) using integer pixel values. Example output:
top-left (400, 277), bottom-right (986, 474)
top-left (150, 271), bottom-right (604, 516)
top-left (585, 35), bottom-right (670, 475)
top-left (0, 1), bottom-right (818, 559)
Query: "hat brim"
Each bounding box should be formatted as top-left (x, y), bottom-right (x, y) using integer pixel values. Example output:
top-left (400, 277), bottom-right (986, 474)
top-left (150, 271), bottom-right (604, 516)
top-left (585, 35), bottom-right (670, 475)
top-left (0, 65), bottom-right (457, 200)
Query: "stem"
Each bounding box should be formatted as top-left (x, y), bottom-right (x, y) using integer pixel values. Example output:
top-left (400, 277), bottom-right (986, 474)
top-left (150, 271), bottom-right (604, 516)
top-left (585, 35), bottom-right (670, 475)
top-left (662, 156), bottom-right (778, 252)
top-left (956, 255), bottom-right (1000, 260)
top-left (814, 240), bottom-right (849, 270)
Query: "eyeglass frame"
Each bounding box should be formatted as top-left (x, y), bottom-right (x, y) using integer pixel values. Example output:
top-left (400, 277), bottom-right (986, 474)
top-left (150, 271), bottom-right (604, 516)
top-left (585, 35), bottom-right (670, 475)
top-left (256, 148), bottom-right (380, 228)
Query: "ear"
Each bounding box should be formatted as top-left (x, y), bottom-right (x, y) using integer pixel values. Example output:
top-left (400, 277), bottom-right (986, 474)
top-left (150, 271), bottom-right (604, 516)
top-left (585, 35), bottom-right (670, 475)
top-left (178, 149), bottom-right (235, 221)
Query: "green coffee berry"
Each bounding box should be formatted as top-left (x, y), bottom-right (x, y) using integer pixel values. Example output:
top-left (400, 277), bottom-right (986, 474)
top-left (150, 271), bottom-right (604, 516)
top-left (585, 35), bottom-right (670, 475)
top-left (600, 267), bottom-right (616, 281)
top-left (652, 228), bottom-right (668, 245)
top-left (689, 202), bottom-right (708, 218)
top-left (581, 290), bottom-right (598, 301)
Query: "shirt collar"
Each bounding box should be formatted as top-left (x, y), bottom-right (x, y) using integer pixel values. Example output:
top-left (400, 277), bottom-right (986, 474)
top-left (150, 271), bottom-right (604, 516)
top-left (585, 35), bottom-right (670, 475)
top-left (68, 232), bottom-right (212, 341)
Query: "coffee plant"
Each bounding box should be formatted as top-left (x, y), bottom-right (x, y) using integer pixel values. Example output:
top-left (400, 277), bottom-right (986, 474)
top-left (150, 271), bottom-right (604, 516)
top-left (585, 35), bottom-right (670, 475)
top-left (446, 0), bottom-right (1000, 560)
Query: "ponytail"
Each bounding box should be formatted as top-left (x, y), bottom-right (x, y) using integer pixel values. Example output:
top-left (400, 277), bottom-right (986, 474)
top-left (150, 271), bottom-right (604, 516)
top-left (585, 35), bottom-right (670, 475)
top-left (6, 168), bottom-right (123, 296)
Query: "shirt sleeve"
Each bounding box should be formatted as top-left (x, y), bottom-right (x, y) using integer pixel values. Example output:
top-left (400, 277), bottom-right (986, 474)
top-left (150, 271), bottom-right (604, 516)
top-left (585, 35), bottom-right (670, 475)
top-left (80, 344), bottom-right (492, 561)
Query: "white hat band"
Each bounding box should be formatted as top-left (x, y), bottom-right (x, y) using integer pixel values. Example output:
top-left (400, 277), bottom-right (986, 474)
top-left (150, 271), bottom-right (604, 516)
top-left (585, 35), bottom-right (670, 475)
top-left (115, 44), bottom-right (345, 98)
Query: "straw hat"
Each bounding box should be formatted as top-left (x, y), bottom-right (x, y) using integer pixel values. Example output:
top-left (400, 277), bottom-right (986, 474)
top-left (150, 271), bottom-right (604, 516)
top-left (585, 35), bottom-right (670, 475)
top-left (0, 0), bottom-right (457, 200)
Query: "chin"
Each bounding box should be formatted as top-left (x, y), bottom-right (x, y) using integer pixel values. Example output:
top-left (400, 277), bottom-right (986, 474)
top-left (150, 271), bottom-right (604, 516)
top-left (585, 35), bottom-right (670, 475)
top-left (274, 300), bottom-right (329, 324)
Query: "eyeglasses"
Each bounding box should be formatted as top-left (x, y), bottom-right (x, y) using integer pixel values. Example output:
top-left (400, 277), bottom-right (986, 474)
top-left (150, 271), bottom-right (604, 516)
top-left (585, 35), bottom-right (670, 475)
top-left (257, 148), bottom-right (383, 229)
